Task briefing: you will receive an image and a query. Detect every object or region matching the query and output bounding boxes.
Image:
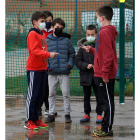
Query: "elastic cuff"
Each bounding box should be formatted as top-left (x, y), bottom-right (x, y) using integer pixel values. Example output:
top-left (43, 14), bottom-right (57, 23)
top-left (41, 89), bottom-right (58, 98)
top-left (46, 52), bottom-right (50, 58)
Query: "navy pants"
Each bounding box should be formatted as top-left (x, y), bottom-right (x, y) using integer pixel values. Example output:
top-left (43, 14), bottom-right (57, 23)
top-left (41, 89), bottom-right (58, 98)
top-left (25, 71), bottom-right (47, 123)
top-left (40, 73), bottom-right (49, 110)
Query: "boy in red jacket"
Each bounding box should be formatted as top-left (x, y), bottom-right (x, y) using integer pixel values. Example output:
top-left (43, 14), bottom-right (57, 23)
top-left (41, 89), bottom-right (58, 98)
top-left (24, 11), bottom-right (59, 130)
top-left (39, 11), bottom-right (56, 116)
top-left (42, 11), bottom-right (53, 39)
top-left (82, 5), bottom-right (118, 137)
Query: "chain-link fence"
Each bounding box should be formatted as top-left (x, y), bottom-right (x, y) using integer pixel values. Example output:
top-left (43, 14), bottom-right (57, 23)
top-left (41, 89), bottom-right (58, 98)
top-left (5, 0), bottom-right (134, 97)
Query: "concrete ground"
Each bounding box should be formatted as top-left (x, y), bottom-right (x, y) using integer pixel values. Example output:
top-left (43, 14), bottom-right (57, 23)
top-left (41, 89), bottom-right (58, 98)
top-left (6, 97), bottom-right (134, 140)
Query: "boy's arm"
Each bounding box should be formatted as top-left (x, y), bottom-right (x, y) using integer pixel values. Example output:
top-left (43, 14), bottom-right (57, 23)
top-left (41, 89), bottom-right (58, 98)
top-left (67, 40), bottom-right (75, 69)
top-left (81, 46), bottom-right (96, 54)
top-left (100, 31), bottom-right (114, 80)
top-left (75, 48), bottom-right (89, 70)
top-left (28, 32), bottom-right (50, 58)
top-left (89, 47), bottom-right (96, 54)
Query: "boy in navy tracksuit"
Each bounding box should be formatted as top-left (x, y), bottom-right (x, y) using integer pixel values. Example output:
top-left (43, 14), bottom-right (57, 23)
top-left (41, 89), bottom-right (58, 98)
top-left (82, 5), bottom-right (118, 137)
top-left (24, 11), bottom-right (59, 130)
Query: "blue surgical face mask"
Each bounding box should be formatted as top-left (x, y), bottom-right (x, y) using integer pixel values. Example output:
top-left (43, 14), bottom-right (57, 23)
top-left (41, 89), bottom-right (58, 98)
top-left (45, 22), bottom-right (52, 29)
top-left (97, 18), bottom-right (102, 28)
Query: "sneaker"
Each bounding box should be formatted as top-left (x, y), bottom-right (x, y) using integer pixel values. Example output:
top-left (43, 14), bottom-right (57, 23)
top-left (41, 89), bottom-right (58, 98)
top-left (35, 119), bottom-right (49, 129)
top-left (80, 114), bottom-right (90, 123)
top-left (55, 112), bottom-right (58, 116)
top-left (44, 109), bottom-right (49, 115)
top-left (44, 115), bottom-right (55, 123)
top-left (65, 115), bottom-right (72, 123)
top-left (96, 115), bottom-right (103, 123)
top-left (91, 129), bottom-right (113, 137)
top-left (24, 120), bottom-right (38, 130)
top-left (44, 110), bottom-right (57, 116)
top-left (25, 130), bottom-right (38, 138)
top-left (92, 127), bottom-right (101, 133)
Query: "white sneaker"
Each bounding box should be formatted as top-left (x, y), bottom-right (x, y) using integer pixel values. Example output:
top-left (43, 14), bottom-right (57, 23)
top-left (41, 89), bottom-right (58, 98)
top-left (44, 110), bottom-right (49, 115)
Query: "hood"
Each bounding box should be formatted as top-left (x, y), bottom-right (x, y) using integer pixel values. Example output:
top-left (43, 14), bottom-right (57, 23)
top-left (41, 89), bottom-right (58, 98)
top-left (27, 28), bottom-right (43, 37)
top-left (77, 38), bottom-right (87, 47)
top-left (47, 33), bottom-right (66, 41)
top-left (101, 25), bottom-right (118, 40)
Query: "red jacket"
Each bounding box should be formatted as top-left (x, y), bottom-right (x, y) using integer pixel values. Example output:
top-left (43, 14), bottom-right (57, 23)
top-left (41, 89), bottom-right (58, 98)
top-left (42, 28), bottom-right (53, 39)
top-left (26, 28), bottom-right (50, 71)
top-left (89, 25), bottom-right (118, 79)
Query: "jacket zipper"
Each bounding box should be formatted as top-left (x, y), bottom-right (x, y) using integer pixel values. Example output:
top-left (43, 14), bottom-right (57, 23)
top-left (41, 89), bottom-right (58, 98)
top-left (56, 39), bottom-right (61, 74)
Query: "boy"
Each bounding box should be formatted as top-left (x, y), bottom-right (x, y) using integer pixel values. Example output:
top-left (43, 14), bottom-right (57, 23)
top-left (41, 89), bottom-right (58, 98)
top-left (75, 25), bottom-right (103, 123)
top-left (24, 11), bottom-right (59, 130)
top-left (82, 5), bottom-right (118, 137)
top-left (39, 11), bottom-right (56, 116)
top-left (42, 11), bottom-right (53, 38)
top-left (45, 18), bottom-right (75, 123)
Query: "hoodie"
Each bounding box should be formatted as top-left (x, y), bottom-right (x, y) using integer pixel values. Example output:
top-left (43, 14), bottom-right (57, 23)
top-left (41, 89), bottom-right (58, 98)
top-left (42, 28), bottom-right (53, 39)
top-left (89, 25), bottom-right (118, 79)
top-left (26, 28), bottom-right (50, 71)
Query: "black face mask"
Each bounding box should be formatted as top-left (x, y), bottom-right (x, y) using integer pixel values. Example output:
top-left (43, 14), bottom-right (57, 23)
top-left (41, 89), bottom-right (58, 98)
top-left (54, 28), bottom-right (63, 37)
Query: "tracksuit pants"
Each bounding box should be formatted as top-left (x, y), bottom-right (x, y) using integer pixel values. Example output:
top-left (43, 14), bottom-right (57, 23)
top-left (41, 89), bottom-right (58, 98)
top-left (48, 74), bottom-right (71, 115)
top-left (83, 78), bottom-right (102, 115)
top-left (40, 73), bottom-right (49, 110)
top-left (94, 77), bottom-right (115, 132)
top-left (25, 71), bottom-right (47, 123)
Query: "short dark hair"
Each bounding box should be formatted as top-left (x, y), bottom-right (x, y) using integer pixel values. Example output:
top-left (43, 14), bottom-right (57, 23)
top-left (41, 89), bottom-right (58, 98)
top-left (51, 18), bottom-right (65, 28)
top-left (96, 5), bottom-right (113, 21)
top-left (43, 11), bottom-right (53, 20)
top-left (31, 11), bottom-right (46, 25)
top-left (86, 25), bottom-right (97, 34)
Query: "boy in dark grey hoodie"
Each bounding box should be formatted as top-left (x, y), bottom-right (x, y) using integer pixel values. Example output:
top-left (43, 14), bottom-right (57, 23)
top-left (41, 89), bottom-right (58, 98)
top-left (75, 25), bottom-right (103, 123)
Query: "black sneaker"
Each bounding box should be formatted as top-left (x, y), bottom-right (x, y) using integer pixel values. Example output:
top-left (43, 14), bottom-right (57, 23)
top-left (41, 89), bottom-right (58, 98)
top-left (55, 112), bottom-right (58, 116)
top-left (65, 115), bottom-right (72, 123)
top-left (44, 115), bottom-right (55, 123)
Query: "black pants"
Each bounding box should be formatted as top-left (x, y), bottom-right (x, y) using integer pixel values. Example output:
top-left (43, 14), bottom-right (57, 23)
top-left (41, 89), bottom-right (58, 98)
top-left (40, 73), bottom-right (49, 110)
top-left (83, 78), bottom-right (102, 115)
top-left (94, 77), bottom-right (115, 132)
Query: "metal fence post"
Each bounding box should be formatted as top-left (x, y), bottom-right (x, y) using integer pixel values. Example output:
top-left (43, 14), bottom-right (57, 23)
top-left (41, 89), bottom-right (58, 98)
top-left (75, 0), bottom-right (78, 44)
top-left (133, 0), bottom-right (135, 100)
top-left (119, 0), bottom-right (125, 104)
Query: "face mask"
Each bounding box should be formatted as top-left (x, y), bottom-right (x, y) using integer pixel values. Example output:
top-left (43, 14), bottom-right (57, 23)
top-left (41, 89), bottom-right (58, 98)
top-left (86, 36), bottom-right (96, 43)
top-left (54, 28), bottom-right (63, 37)
top-left (45, 22), bottom-right (52, 29)
top-left (38, 22), bottom-right (46, 31)
top-left (97, 18), bottom-right (102, 28)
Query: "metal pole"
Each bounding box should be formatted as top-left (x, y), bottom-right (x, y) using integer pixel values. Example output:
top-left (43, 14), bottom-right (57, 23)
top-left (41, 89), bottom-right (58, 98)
top-left (133, 0), bottom-right (135, 100)
top-left (75, 0), bottom-right (78, 44)
top-left (119, 0), bottom-right (125, 104)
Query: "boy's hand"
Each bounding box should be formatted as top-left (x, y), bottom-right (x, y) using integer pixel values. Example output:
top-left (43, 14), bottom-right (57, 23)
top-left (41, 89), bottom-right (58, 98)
top-left (81, 46), bottom-right (91, 52)
top-left (49, 52), bottom-right (60, 58)
top-left (103, 79), bottom-right (109, 83)
top-left (87, 64), bottom-right (93, 69)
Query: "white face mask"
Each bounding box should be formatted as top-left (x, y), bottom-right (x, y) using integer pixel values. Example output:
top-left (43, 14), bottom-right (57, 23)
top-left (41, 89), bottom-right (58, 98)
top-left (38, 22), bottom-right (46, 31)
top-left (86, 36), bottom-right (96, 43)
top-left (97, 18), bottom-right (102, 28)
